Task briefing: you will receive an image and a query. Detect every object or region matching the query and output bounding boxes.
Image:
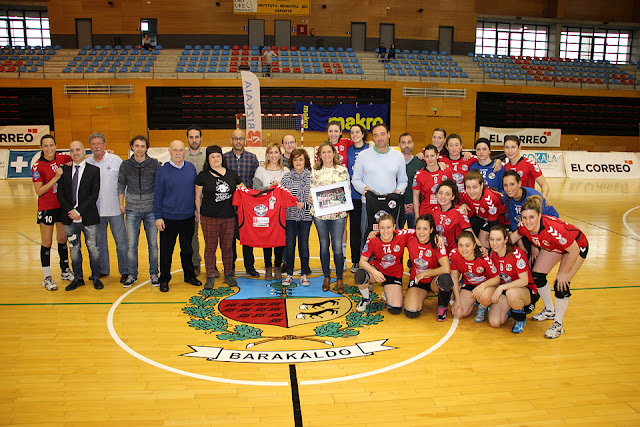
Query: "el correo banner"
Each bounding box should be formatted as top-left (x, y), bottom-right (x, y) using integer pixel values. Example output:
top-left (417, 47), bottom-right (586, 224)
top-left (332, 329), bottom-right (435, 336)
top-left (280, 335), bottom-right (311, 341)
top-left (479, 127), bottom-right (561, 147)
top-left (181, 340), bottom-right (395, 363)
top-left (520, 150), bottom-right (566, 178)
top-left (0, 125), bottom-right (50, 146)
top-left (295, 102), bottom-right (389, 132)
top-left (563, 151), bottom-right (640, 179)
top-left (234, 0), bottom-right (310, 15)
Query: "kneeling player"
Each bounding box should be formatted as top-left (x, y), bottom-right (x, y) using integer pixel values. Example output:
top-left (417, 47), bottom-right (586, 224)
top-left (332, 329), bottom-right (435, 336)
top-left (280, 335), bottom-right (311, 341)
top-left (480, 225), bottom-right (539, 333)
top-left (355, 214), bottom-right (412, 313)
top-left (450, 231), bottom-right (500, 320)
top-left (404, 214), bottom-right (453, 321)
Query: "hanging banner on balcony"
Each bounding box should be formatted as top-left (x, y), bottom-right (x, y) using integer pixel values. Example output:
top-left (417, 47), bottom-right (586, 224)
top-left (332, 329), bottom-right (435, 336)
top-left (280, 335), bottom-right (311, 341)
top-left (234, 0), bottom-right (310, 15)
top-left (295, 102), bottom-right (389, 132)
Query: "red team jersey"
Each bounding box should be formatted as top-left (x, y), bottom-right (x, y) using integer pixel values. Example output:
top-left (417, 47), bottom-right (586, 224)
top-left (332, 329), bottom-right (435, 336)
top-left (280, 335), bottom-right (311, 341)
top-left (505, 156), bottom-right (542, 188)
top-left (460, 186), bottom-right (504, 221)
top-left (361, 229), bottom-right (414, 278)
top-left (432, 205), bottom-right (472, 253)
top-left (406, 236), bottom-right (448, 284)
top-left (490, 247), bottom-right (537, 292)
top-left (449, 248), bottom-right (498, 287)
top-left (31, 153), bottom-right (72, 210)
top-left (517, 215), bottom-right (588, 254)
top-left (412, 167), bottom-right (453, 215)
top-left (232, 185), bottom-right (298, 248)
top-left (440, 155), bottom-right (478, 193)
top-left (335, 137), bottom-right (353, 167)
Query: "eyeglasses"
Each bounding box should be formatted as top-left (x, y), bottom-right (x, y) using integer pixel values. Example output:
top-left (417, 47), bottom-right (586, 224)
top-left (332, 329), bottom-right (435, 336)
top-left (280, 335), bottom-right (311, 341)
top-left (283, 140), bottom-right (296, 145)
top-left (231, 137), bottom-right (245, 141)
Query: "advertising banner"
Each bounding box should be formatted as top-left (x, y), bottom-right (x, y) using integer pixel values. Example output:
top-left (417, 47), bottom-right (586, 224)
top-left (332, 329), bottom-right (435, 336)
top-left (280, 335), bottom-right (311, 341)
top-left (295, 102), bottom-right (388, 132)
top-left (479, 127), bottom-right (561, 147)
top-left (0, 149), bottom-right (8, 178)
top-left (563, 151), bottom-right (640, 179)
top-left (520, 150), bottom-right (566, 178)
top-left (241, 71), bottom-right (263, 147)
top-left (234, 0), bottom-right (310, 15)
top-left (0, 125), bottom-right (50, 146)
top-left (6, 150), bottom-right (40, 178)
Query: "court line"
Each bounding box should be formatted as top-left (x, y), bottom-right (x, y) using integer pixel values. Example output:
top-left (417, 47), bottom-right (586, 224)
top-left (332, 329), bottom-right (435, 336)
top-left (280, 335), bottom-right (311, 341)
top-left (17, 232), bottom-right (39, 245)
top-left (622, 206), bottom-right (640, 241)
top-left (562, 214), bottom-right (640, 242)
top-left (289, 365), bottom-right (303, 427)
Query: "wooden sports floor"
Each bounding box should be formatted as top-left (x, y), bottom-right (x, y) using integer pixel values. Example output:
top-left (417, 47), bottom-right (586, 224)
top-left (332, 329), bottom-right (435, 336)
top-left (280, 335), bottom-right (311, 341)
top-left (1, 177), bottom-right (639, 426)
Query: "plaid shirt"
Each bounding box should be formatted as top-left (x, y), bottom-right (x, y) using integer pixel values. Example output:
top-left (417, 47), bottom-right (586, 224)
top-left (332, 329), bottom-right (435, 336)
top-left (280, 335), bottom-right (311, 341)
top-left (281, 169), bottom-right (312, 222)
top-left (224, 149), bottom-right (259, 189)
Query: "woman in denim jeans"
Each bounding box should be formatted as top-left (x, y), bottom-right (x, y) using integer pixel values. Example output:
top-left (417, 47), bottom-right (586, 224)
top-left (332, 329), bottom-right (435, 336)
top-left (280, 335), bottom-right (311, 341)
top-left (310, 142), bottom-right (349, 294)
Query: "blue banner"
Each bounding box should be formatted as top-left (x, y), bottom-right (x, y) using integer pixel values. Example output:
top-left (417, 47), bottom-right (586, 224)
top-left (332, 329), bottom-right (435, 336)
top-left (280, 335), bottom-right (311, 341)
top-left (295, 102), bottom-right (389, 132)
top-left (7, 150), bottom-right (40, 178)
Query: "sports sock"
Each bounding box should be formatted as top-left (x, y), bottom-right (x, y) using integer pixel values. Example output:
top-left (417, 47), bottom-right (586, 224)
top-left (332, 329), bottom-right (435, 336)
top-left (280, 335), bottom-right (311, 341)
top-left (555, 298), bottom-right (569, 324)
top-left (438, 290), bottom-right (452, 307)
top-left (41, 246), bottom-right (51, 278)
top-left (538, 284), bottom-right (554, 311)
top-left (360, 288), bottom-right (370, 300)
top-left (58, 243), bottom-right (69, 270)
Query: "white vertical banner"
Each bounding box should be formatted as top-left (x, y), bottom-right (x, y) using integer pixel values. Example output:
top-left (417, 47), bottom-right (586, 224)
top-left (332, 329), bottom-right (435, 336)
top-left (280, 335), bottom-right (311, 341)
top-left (0, 149), bottom-right (9, 178)
top-left (240, 71), bottom-right (263, 147)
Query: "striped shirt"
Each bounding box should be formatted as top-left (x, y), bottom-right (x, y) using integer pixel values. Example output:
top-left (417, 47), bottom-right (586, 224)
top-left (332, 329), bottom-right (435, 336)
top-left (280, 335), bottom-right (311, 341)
top-left (281, 169), bottom-right (312, 222)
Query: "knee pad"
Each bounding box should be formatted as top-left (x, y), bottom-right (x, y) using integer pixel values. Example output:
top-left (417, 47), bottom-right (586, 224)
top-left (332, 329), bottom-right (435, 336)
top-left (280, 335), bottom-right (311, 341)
top-left (354, 268), bottom-right (370, 285)
top-left (387, 305), bottom-right (402, 315)
top-left (510, 308), bottom-right (526, 321)
top-left (437, 274), bottom-right (454, 292)
top-left (553, 280), bottom-right (572, 299)
top-left (404, 308), bottom-right (421, 318)
top-left (533, 272), bottom-right (548, 289)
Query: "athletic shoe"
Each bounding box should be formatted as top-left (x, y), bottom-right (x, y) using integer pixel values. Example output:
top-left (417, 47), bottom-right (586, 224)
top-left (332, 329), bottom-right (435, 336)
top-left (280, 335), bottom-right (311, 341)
top-left (123, 276), bottom-right (137, 288)
top-left (42, 276), bottom-right (58, 291)
top-left (350, 262), bottom-right (359, 273)
top-left (512, 319), bottom-right (526, 334)
top-left (356, 298), bottom-right (370, 312)
top-left (532, 307), bottom-right (555, 321)
top-left (204, 277), bottom-right (215, 290)
top-left (474, 305), bottom-right (488, 322)
top-left (381, 291), bottom-right (387, 301)
top-left (282, 275), bottom-right (293, 285)
top-left (301, 275), bottom-right (310, 286)
top-left (436, 306), bottom-right (447, 321)
top-left (544, 321), bottom-right (565, 339)
top-left (150, 274), bottom-right (160, 287)
top-left (60, 268), bottom-right (74, 281)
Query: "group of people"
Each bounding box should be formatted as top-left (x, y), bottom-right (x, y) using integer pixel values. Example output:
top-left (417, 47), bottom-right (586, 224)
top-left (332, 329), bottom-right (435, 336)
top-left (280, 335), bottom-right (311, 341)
top-left (32, 122), bottom-right (587, 339)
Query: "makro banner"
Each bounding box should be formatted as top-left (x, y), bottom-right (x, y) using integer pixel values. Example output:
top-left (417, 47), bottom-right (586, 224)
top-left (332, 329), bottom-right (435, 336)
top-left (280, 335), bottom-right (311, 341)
top-left (234, 0), bottom-right (310, 15)
top-left (520, 150), bottom-right (566, 178)
top-left (0, 125), bottom-right (50, 146)
top-left (295, 102), bottom-right (389, 132)
top-left (479, 127), bottom-right (561, 147)
top-left (564, 151), bottom-right (640, 179)
top-left (241, 71), bottom-right (263, 147)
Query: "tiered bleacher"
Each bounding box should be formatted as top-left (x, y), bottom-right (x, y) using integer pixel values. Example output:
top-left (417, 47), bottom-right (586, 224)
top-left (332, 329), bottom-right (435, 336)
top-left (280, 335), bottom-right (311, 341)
top-left (377, 50), bottom-right (469, 79)
top-left (470, 53), bottom-right (636, 85)
top-left (62, 44), bottom-right (162, 73)
top-left (0, 45), bottom-right (59, 73)
top-left (174, 45), bottom-right (362, 75)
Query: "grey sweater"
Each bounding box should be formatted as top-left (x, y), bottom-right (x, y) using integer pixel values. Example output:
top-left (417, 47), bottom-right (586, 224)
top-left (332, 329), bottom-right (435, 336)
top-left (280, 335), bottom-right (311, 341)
top-left (117, 154), bottom-right (161, 212)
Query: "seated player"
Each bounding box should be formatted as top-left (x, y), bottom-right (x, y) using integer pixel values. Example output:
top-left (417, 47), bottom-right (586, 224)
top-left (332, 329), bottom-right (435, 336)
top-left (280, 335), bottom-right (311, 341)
top-left (403, 214), bottom-right (453, 321)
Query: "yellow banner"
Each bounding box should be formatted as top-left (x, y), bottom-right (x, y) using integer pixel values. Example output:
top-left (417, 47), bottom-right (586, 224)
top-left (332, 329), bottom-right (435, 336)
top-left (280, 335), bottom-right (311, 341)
top-left (234, 0), bottom-right (310, 15)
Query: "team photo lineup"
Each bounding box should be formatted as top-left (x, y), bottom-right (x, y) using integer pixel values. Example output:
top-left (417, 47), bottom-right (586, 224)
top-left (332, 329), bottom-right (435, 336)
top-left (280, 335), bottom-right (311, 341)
top-left (33, 118), bottom-right (587, 341)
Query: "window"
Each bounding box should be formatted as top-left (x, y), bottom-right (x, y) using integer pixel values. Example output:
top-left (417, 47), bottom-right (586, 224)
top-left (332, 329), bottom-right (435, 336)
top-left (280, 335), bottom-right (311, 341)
top-left (476, 22), bottom-right (548, 57)
top-left (0, 10), bottom-right (50, 48)
top-left (560, 27), bottom-right (632, 64)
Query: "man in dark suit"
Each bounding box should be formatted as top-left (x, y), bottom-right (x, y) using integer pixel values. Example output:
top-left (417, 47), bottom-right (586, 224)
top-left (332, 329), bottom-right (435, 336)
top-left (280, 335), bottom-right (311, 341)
top-left (57, 140), bottom-right (103, 291)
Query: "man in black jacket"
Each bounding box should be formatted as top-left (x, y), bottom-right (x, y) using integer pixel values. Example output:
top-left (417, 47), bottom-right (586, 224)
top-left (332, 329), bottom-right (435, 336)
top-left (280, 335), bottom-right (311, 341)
top-left (57, 140), bottom-right (103, 291)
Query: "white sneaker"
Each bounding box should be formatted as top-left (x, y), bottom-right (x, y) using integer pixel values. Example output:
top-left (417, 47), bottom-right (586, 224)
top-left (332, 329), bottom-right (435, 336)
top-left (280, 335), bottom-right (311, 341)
top-left (532, 307), bottom-right (555, 321)
top-left (544, 321), bottom-right (565, 339)
top-left (381, 290), bottom-right (387, 301)
top-left (282, 275), bottom-right (293, 285)
top-left (356, 298), bottom-right (370, 312)
top-left (300, 275), bottom-right (310, 286)
top-left (150, 274), bottom-right (160, 287)
top-left (42, 276), bottom-right (57, 291)
top-left (350, 262), bottom-right (359, 273)
top-left (61, 268), bottom-right (74, 281)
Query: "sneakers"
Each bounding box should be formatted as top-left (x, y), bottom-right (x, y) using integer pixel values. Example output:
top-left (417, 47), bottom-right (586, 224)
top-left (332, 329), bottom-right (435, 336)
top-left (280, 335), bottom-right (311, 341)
top-left (512, 319), bottom-right (526, 334)
top-left (42, 276), bottom-right (58, 291)
top-left (544, 321), bottom-right (565, 339)
top-left (436, 306), bottom-right (447, 321)
top-left (301, 275), bottom-right (310, 286)
top-left (123, 276), bottom-right (137, 288)
top-left (356, 298), bottom-right (370, 312)
top-left (204, 277), bottom-right (215, 290)
top-left (60, 268), bottom-right (74, 281)
top-left (474, 305), bottom-right (488, 322)
top-left (350, 262), bottom-right (359, 273)
top-left (150, 274), bottom-right (160, 287)
top-left (381, 291), bottom-right (387, 301)
top-left (533, 307), bottom-right (555, 321)
top-left (282, 275), bottom-right (293, 285)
